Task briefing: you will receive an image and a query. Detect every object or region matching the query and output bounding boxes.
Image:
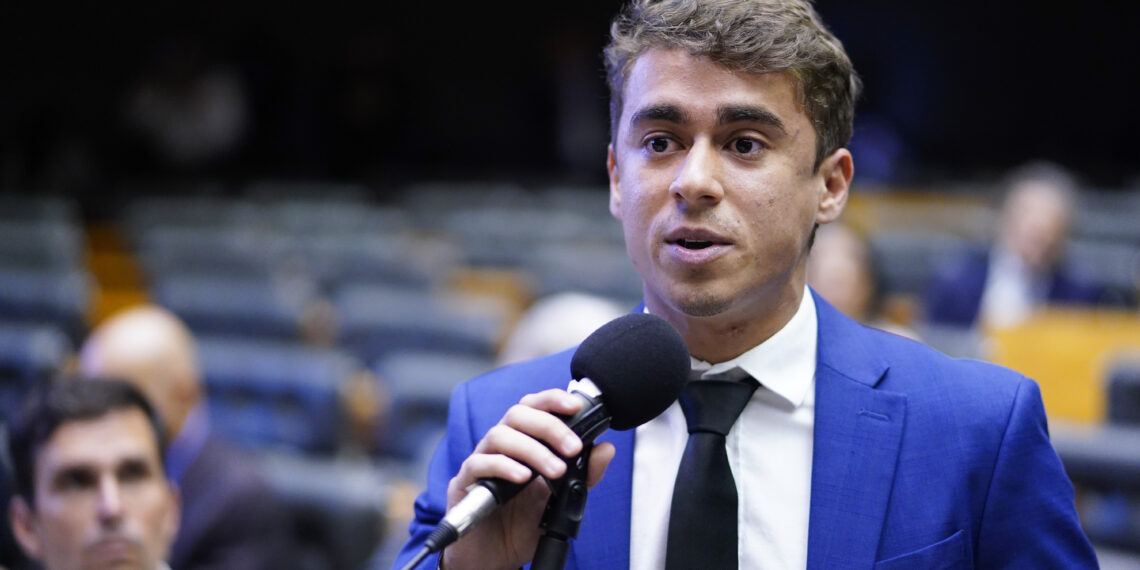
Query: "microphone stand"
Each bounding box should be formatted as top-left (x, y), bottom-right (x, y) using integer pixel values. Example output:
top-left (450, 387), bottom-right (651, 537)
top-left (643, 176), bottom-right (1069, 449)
top-left (531, 443), bottom-right (593, 570)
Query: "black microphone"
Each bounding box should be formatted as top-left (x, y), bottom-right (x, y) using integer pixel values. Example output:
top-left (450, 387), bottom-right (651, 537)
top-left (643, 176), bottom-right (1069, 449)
top-left (407, 313), bottom-right (689, 567)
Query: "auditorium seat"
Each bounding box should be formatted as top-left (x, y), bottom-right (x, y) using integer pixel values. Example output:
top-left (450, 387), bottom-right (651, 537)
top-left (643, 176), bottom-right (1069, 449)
top-left (133, 225), bottom-right (286, 281)
top-left (1107, 358), bottom-right (1140, 426)
top-left (0, 321), bottom-right (72, 423)
top-left (1066, 239), bottom-right (1140, 308)
top-left (291, 232), bottom-right (449, 292)
top-left (150, 273), bottom-right (312, 341)
top-left (196, 337), bottom-right (360, 455)
top-left (372, 349), bottom-right (494, 460)
top-left (333, 283), bottom-right (503, 364)
top-left (0, 267), bottom-right (92, 345)
top-left (527, 241), bottom-right (643, 307)
top-left (869, 229), bottom-right (971, 298)
top-left (0, 219), bottom-right (85, 271)
top-left (257, 451), bottom-right (390, 570)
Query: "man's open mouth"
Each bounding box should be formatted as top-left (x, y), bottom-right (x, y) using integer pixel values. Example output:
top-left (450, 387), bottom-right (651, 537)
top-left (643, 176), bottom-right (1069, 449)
top-left (676, 239), bottom-right (716, 250)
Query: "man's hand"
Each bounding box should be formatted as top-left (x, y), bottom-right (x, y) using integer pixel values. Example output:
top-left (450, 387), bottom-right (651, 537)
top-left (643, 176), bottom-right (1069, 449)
top-left (441, 388), bottom-right (616, 570)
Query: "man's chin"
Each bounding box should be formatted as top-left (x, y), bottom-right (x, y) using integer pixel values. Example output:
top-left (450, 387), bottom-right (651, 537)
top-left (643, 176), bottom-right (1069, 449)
top-left (85, 537), bottom-right (145, 570)
top-left (673, 293), bottom-right (733, 318)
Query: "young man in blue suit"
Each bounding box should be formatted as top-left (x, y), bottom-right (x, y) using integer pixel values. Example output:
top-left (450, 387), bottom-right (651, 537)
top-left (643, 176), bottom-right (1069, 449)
top-left (395, 0), bottom-right (1098, 567)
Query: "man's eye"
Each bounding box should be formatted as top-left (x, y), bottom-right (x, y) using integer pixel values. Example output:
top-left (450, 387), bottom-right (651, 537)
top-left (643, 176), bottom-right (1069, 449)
top-left (648, 138), bottom-right (670, 153)
top-left (733, 138), bottom-right (761, 154)
top-left (119, 461), bottom-right (152, 484)
top-left (56, 470), bottom-right (96, 491)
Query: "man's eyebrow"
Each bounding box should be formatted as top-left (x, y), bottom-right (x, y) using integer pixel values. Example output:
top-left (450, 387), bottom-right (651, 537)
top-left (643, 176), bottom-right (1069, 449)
top-left (629, 104), bottom-right (690, 128)
top-left (718, 105), bottom-right (787, 135)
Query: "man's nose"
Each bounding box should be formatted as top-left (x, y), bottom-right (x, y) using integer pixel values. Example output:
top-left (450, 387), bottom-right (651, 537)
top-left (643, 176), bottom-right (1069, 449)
top-left (96, 477), bottom-right (124, 526)
top-left (670, 141), bottom-right (724, 208)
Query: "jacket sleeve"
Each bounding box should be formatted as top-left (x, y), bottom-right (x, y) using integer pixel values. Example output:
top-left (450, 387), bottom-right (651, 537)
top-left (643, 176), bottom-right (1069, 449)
top-left (974, 378), bottom-right (1099, 568)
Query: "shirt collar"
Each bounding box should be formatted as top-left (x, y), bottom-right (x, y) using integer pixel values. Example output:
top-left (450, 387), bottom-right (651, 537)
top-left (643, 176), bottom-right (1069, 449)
top-left (687, 286), bottom-right (818, 409)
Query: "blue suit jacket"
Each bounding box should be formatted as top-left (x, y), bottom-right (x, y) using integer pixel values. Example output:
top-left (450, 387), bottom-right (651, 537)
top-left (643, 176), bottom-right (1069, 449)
top-left (395, 292), bottom-right (1096, 569)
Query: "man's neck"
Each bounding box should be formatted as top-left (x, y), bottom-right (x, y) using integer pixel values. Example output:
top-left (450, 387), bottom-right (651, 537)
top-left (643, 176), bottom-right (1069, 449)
top-left (653, 284), bottom-right (807, 364)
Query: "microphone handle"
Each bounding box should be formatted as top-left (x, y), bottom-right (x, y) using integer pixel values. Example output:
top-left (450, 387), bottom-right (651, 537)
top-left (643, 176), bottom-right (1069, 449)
top-left (424, 392), bottom-right (614, 556)
top-left (479, 389), bottom-right (612, 502)
top-left (479, 476), bottom-right (532, 505)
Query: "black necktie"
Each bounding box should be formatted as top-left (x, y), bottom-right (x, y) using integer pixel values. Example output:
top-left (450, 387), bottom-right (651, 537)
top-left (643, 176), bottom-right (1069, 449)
top-left (665, 372), bottom-right (758, 570)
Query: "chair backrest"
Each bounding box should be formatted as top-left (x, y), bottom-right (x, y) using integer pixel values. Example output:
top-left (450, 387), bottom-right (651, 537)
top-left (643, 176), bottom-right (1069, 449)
top-left (257, 452), bottom-right (388, 570)
top-left (197, 337), bottom-right (359, 455)
top-left (869, 230), bottom-right (970, 298)
top-left (0, 321), bottom-right (72, 422)
top-left (334, 284), bottom-right (502, 363)
top-left (1106, 358), bottom-right (1140, 426)
top-left (151, 274), bottom-right (310, 341)
top-left (0, 268), bottom-right (92, 343)
top-left (372, 349), bottom-right (494, 460)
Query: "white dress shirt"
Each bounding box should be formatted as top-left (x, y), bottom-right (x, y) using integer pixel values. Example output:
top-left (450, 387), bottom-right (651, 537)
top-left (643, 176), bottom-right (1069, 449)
top-left (979, 245), bottom-right (1048, 329)
top-left (631, 287), bottom-right (818, 570)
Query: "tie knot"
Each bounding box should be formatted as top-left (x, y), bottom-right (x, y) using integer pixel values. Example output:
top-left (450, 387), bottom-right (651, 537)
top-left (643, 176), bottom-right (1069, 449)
top-left (678, 378), bottom-right (757, 435)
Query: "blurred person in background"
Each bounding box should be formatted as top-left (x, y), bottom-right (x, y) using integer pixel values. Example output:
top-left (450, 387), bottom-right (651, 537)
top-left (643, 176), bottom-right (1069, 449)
top-left (806, 222), bottom-right (919, 340)
top-left (926, 160), bottom-right (1105, 329)
top-left (79, 305), bottom-right (290, 570)
top-left (496, 292), bottom-right (628, 367)
top-left (6, 378), bottom-right (180, 570)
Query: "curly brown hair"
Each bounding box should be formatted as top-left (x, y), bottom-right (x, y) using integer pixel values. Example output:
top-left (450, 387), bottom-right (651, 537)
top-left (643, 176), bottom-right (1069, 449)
top-left (605, 0), bottom-right (861, 169)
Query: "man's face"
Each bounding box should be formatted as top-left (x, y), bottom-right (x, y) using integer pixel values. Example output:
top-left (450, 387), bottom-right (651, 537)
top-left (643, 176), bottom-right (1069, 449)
top-left (608, 48), bottom-right (849, 324)
top-left (10, 408), bottom-right (179, 570)
top-left (1002, 181), bottom-right (1070, 272)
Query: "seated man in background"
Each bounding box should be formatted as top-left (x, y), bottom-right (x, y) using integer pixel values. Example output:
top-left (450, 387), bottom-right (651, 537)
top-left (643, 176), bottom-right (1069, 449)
top-left (7, 378), bottom-right (180, 570)
top-left (79, 305), bottom-right (290, 570)
top-left (926, 160), bottom-right (1105, 329)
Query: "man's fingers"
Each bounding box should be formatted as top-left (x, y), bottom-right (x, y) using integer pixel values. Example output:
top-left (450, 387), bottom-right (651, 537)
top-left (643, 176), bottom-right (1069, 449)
top-left (482, 391), bottom-right (585, 456)
top-left (518, 388), bottom-right (584, 417)
top-left (476, 421), bottom-right (569, 480)
top-left (454, 450), bottom-right (535, 489)
top-left (586, 442), bottom-right (616, 488)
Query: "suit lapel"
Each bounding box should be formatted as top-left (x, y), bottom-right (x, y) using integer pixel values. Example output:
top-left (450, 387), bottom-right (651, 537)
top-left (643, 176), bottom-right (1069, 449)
top-left (806, 292), bottom-right (907, 569)
top-left (571, 427), bottom-right (635, 569)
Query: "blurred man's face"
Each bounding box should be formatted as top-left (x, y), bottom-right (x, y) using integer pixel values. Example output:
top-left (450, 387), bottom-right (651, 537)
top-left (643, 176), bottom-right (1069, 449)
top-left (10, 408), bottom-right (179, 570)
top-left (1002, 181), bottom-right (1070, 272)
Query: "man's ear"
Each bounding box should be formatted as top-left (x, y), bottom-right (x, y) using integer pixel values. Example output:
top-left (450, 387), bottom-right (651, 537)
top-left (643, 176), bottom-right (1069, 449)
top-left (9, 496), bottom-right (43, 561)
top-left (607, 144), bottom-right (623, 220)
top-left (815, 147), bottom-right (853, 225)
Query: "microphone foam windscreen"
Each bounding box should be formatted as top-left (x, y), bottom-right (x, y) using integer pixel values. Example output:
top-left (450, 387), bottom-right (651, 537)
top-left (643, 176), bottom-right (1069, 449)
top-left (570, 313), bottom-right (689, 430)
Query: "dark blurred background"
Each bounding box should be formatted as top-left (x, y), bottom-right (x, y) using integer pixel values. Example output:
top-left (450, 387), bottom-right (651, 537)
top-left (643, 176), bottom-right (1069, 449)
top-left (2, 0), bottom-right (1139, 208)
